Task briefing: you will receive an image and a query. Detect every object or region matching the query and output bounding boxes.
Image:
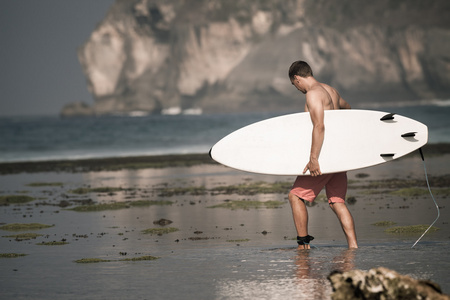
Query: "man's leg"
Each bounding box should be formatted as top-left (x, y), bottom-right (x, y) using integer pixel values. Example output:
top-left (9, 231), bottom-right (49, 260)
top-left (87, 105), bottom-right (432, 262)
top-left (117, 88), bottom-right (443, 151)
top-left (329, 203), bottom-right (358, 248)
top-left (288, 192), bottom-right (310, 249)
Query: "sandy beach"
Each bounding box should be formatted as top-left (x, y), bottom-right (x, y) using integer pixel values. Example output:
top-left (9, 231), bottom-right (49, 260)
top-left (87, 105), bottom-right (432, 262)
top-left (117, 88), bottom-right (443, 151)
top-left (0, 143), bottom-right (449, 299)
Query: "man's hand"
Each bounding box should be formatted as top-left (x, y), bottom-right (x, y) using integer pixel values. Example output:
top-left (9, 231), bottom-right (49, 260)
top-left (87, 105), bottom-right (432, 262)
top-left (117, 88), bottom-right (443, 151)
top-left (303, 158), bottom-right (322, 176)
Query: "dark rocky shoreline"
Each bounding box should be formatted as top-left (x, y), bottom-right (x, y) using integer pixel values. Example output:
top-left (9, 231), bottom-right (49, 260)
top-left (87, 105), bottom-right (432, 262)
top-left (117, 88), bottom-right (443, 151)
top-left (0, 153), bottom-right (215, 175)
top-left (0, 143), bottom-right (448, 175)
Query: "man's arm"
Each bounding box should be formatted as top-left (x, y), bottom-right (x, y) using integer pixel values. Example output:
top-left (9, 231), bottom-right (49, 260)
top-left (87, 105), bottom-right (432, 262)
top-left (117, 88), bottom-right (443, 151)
top-left (303, 91), bottom-right (325, 176)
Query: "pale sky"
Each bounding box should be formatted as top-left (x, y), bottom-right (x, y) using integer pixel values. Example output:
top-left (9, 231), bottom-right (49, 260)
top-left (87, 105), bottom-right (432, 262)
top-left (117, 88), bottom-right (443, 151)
top-left (0, 0), bottom-right (115, 116)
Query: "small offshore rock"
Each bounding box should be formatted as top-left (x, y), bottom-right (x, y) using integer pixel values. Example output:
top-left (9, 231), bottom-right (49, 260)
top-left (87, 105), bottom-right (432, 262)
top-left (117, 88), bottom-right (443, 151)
top-left (355, 173), bottom-right (370, 178)
top-left (328, 267), bottom-right (450, 300)
top-left (346, 197), bottom-right (357, 205)
top-left (58, 200), bottom-right (71, 208)
top-left (153, 218), bottom-right (173, 226)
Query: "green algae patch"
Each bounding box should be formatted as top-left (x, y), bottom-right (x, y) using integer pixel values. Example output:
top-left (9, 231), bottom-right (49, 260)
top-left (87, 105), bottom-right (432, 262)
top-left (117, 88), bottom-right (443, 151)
top-left (372, 221), bottom-right (397, 227)
top-left (120, 255), bottom-right (159, 261)
top-left (0, 223), bottom-right (54, 231)
top-left (226, 239), bottom-right (250, 243)
top-left (390, 188), bottom-right (428, 197)
top-left (68, 187), bottom-right (125, 195)
top-left (0, 153), bottom-right (215, 174)
top-left (211, 181), bottom-right (291, 195)
top-left (2, 233), bottom-right (43, 240)
top-left (156, 182), bottom-right (292, 197)
top-left (131, 200), bottom-right (172, 207)
top-left (435, 188), bottom-right (450, 196)
top-left (358, 189), bottom-right (388, 195)
top-left (75, 256), bottom-right (159, 263)
top-left (142, 227), bottom-right (179, 235)
top-left (0, 195), bottom-right (35, 205)
top-left (208, 200), bottom-right (285, 210)
top-left (36, 241), bottom-right (69, 246)
top-left (390, 187), bottom-right (450, 198)
top-left (75, 258), bottom-right (112, 263)
top-left (26, 182), bottom-right (64, 187)
top-left (70, 202), bottom-right (128, 211)
top-left (0, 253), bottom-right (27, 258)
top-left (385, 224), bottom-right (439, 234)
top-left (157, 186), bottom-right (207, 197)
top-left (437, 188), bottom-right (450, 196)
top-left (69, 200), bottom-right (172, 212)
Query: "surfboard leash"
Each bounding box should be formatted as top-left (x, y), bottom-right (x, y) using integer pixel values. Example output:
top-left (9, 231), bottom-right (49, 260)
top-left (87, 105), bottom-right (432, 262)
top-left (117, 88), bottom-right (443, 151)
top-left (411, 147), bottom-right (440, 248)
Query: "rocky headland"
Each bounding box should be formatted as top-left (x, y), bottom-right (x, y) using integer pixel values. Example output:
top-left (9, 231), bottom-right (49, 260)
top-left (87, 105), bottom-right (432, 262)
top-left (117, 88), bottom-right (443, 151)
top-left (62, 0), bottom-right (450, 116)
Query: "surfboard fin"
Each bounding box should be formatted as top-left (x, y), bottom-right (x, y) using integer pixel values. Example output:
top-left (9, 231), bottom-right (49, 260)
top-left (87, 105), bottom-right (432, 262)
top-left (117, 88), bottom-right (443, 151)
top-left (380, 153), bottom-right (395, 158)
top-left (401, 132), bottom-right (417, 137)
top-left (380, 113), bottom-right (396, 121)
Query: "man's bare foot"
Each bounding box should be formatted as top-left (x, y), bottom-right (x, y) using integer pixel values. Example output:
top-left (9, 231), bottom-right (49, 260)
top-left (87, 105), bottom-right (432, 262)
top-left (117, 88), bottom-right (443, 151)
top-left (297, 235), bottom-right (314, 249)
top-left (297, 244), bottom-right (311, 250)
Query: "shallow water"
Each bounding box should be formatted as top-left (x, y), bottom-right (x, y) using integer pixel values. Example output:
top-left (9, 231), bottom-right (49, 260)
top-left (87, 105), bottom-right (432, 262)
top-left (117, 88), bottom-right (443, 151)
top-left (1, 158), bottom-right (449, 299)
top-left (1, 104), bottom-right (449, 163)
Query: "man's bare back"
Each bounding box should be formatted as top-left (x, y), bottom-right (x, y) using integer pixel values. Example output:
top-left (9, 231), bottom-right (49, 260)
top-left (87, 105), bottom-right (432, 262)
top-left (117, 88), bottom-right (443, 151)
top-left (305, 83), bottom-right (350, 112)
top-left (290, 71), bottom-right (351, 175)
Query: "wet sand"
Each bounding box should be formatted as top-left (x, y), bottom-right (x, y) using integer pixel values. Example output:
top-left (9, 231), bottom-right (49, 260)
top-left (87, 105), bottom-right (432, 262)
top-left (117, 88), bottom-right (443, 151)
top-left (0, 145), bottom-right (449, 299)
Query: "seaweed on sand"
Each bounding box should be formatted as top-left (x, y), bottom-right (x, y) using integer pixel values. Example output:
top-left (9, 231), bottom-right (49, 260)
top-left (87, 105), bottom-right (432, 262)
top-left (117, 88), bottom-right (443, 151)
top-left (2, 233), bottom-right (43, 240)
top-left (226, 239), bottom-right (250, 243)
top-left (68, 187), bottom-right (125, 195)
top-left (0, 253), bottom-right (27, 258)
top-left (156, 186), bottom-right (208, 197)
top-left (74, 258), bottom-right (112, 263)
top-left (208, 200), bottom-right (285, 210)
top-left (0, 195), bottom-right (35, 205)
top-left (26, 182), bottom-right (64, 187)
top-left (0, 153), bottom-right (215, 175)
top-left (391, 187), bottom-right (450, 197)
top-left (69, 200), bottom-right (172, 212)
top-left (385, 224), bottom-right (439, 234)
top-left (211, 181), bottom-right (291, 196)
top-left (141, 227), bottom-right (179, 235)
top-left (155, 181), bottom-right (292, 197)
top-left (75, 256), bottom-right (159, 263)
top-left (0, 223), bottom-right (54, 231)
top-left (36, 241), bottom-right (69, 246)
top-left (372, 221), bottom-right (397, 227)
top-left (119, 255), bottom-right (159, 261)
top-left (390, 188), bottom-right (429, 197)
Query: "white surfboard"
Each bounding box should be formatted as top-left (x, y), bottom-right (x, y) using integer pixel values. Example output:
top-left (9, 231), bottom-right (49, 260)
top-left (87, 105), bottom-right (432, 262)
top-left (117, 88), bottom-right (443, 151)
top-left (210, 110), bottom-right (428, 175)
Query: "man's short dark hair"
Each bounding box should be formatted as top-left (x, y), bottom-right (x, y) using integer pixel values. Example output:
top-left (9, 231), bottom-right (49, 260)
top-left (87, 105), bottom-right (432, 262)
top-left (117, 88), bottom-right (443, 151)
top-left (288, 61), bottom-right (313, 80)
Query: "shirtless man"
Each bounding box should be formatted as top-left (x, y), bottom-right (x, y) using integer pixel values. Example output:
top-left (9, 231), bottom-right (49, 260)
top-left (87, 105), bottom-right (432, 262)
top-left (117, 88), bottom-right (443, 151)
top-left (287, 61), bottom-right (358, 249)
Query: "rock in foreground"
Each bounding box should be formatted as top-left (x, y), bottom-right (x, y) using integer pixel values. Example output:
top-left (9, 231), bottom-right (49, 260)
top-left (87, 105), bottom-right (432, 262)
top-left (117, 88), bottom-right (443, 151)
top-left (328, 267), bottom-right (449, 300)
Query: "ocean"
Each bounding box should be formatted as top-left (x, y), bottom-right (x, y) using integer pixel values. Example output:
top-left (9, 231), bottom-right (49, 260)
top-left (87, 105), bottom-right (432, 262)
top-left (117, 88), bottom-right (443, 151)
top-left (0, 103), bottom-right (449, 163)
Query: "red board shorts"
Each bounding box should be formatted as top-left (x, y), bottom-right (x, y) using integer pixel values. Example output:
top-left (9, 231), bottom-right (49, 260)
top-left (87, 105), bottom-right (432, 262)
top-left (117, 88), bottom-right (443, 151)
top-left (290, 172), bottom-right (347, 204)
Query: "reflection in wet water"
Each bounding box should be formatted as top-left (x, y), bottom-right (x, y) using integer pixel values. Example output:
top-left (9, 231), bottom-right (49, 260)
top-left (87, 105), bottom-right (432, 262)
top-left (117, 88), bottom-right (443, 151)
top-left (214, 243), bottom-right (450, 300)
top-left (215, 248), bottom-right (357, 299)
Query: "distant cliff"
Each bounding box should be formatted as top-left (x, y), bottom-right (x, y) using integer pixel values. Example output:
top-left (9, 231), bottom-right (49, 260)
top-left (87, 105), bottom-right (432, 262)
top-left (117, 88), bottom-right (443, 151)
top-left (62, 0), bottom-right (450, 116)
